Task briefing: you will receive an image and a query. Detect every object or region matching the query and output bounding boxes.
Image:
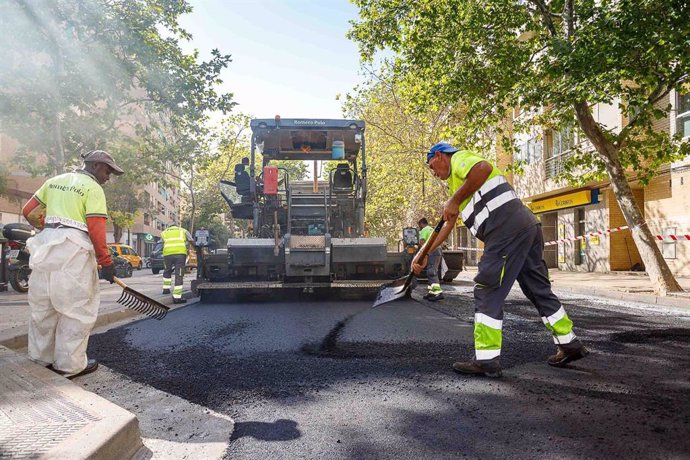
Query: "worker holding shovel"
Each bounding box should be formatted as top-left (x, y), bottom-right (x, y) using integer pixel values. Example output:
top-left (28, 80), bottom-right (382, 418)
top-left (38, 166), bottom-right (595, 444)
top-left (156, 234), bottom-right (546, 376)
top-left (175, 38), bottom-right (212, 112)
top-left (412, 143), bottom-right (588, 378)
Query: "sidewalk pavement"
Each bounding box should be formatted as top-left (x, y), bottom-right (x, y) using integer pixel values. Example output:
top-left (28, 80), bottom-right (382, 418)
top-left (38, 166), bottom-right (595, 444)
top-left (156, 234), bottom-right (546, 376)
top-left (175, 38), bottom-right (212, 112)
top-left (0, 271), bottom-right (198, 460)
top-left (0, 271), bottom-right (197, 350)
top-left (454, 267), bottom-right (690, 309)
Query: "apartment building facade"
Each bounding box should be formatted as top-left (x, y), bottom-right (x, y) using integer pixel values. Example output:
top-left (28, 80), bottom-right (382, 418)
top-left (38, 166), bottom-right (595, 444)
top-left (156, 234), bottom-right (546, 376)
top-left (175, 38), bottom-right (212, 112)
top-left (0, 133), bottom-right (181, 259)
top-left (491, 92), bottom-right (690, 276)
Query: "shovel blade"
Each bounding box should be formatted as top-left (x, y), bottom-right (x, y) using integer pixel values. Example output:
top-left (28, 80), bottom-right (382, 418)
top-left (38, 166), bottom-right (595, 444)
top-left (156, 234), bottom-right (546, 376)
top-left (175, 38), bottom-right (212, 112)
top-left (372, 274), bottom-right (417, 308)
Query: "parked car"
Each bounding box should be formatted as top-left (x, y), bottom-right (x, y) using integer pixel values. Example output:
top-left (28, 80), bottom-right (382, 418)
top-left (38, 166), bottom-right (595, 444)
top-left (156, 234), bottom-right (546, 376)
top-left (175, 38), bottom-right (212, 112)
top-left (150, 241), bottom-right (164, 274)
top-left (98, 248), bottom-right (133, 279)
top-left (108, 243), bottom-right (143, 270)
top-left (149, 240), bottom-right (197, 274)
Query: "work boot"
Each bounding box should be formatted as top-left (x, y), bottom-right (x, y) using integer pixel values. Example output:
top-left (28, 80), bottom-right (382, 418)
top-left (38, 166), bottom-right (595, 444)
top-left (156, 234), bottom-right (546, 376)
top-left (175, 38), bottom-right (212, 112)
top-left (547, 341), bottom-right (590, 367)
top-left (426, 292), bottom-right (444, 302)
top-left (162, 289), bottom-right (171, 294)
top-left (452, 358), bottom-right (502, 378)
top-left (173, 298), bottom-right (187, 304)
top-left (52, 359), bottom-right (99, 379)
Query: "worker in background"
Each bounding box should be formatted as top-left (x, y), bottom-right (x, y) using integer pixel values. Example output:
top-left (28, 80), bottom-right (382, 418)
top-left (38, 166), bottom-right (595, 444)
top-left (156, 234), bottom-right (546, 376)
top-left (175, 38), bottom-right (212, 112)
top-left (412, 142), bottom-right (589, 378)
top-left (417, 217), bottom-right (444, 301)
top-left (235, 156), bottom-right (250, 198)
top-left (22, 150), bottom-right (124, 379)
top-left (161, 223), bottom-right (194, 304)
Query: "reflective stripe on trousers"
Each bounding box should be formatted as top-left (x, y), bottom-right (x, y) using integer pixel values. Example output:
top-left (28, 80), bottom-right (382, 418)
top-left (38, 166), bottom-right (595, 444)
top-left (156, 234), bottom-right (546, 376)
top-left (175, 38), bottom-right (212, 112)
top-left (472, 224), bottom-right (577, 360)
top-left (163, 253), bottom-right (186, 298)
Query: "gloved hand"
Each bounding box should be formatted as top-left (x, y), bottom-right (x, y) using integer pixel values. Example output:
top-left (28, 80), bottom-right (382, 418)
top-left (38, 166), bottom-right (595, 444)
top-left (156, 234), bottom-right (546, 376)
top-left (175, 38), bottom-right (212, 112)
top-left (100, 264), bottom-right (116, 283)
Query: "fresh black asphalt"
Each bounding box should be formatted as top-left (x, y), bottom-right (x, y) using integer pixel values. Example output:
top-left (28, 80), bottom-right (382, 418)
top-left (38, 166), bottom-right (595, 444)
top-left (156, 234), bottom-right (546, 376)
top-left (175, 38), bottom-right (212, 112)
top-left (87, 285), bottom-right (690, 459)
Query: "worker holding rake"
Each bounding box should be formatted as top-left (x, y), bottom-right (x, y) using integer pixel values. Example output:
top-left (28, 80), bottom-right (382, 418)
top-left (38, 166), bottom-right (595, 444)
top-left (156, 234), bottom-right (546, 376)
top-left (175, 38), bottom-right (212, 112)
top-left (22, 150), bottom-right (124, 379)
top-left (412, 143), bottom-right (589, 378)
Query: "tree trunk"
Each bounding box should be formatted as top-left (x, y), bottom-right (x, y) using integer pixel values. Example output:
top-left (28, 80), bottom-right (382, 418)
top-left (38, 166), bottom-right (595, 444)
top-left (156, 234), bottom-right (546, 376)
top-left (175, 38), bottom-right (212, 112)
top-left (574, 102), bottom-right (682, 295)
top-left (52, 38), bottom-right (65, 173)
top-left (113, 224), bottom-right (123, 243)
top-left (188, 171), bottom-right (196, 234)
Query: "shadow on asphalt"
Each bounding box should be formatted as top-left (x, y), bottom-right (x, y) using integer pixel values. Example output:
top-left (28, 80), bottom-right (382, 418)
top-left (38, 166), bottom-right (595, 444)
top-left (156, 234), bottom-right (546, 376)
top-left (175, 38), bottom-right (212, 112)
top-left (229, 419), bottom-right (301, 442)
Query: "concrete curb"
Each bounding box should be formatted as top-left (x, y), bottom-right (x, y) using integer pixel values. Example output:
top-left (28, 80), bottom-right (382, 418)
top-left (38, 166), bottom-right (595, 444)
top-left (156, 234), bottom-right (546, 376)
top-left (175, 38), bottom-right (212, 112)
top-left (0, 346), bottom-right (143, 460)
top-left (0, 291), bottom-right (198, 351)
top-left (449, 273), bottom-right (689, 310)
top-left (552, 286), bottom-right (690, 309)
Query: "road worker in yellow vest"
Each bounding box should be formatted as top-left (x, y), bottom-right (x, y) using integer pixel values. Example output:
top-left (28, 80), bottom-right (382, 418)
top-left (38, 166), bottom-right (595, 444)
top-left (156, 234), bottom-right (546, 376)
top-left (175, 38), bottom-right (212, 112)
top-left (22, 150), bottom-right (124, 379)
top-left (413, 142), bottom-right (589, 378)
top-left (161, 224), bottom-right (194, 304)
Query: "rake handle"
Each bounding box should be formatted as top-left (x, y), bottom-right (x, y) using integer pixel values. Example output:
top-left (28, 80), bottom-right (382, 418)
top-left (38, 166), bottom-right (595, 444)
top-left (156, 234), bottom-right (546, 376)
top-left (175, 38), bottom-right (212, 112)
top-left (112, 276), bottom-right (128, 289)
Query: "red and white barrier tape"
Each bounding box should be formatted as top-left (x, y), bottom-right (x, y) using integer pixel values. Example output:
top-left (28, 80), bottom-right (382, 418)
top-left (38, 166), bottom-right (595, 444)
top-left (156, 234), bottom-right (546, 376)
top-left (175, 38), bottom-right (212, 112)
top-left (452, 225), bottom-right (689, 251)
top-left (543, 225), bottom-right (629, 246)
top-left (655, 234), bottom-right (690, 241)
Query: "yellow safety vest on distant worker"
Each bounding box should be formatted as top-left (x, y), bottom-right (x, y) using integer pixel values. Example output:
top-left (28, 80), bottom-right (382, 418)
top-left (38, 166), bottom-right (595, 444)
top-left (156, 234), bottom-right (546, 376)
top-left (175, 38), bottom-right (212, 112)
top-left (161, 226), bottom-right (188, 256)
top-left (33, 171), bottom-right (108, 232)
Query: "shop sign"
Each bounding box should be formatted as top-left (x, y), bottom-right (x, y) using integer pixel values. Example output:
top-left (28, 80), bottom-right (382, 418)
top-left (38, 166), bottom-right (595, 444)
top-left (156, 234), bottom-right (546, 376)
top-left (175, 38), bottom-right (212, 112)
top-left (143, 233), bottom-right (154, 242)
top-left (528, 190), bottom-right (597, 214)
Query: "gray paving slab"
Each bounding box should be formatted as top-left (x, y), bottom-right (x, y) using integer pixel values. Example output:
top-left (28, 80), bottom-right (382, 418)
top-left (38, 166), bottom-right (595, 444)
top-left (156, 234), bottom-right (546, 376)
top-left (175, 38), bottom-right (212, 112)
top-left (0, 346), bottom-right (143, 459)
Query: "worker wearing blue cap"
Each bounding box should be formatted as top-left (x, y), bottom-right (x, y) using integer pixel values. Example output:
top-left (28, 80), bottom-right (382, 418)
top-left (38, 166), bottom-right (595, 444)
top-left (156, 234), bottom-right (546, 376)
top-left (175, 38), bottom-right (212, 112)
top-left (412, 142), bottom-right (589, 377)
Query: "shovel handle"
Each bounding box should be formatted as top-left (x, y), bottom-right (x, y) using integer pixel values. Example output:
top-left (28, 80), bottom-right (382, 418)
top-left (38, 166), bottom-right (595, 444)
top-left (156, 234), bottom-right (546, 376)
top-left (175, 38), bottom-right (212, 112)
top-left (417, 219), bottom-right (445, 261)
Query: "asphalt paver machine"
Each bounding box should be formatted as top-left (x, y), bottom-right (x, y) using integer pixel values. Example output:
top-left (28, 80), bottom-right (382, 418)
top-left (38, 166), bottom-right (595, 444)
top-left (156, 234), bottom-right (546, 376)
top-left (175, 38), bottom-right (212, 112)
top-left (193, 117), bottom-right (416, 301)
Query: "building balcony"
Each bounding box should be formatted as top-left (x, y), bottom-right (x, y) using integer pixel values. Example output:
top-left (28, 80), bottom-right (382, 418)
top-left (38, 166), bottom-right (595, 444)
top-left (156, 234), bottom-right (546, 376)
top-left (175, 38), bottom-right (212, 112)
top-left (544, 139), bottom-right (594, 180)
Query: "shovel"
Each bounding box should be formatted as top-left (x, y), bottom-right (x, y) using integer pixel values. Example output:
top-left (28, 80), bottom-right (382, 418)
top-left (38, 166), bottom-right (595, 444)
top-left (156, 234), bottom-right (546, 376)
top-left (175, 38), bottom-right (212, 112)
top-left (372, 219), bottom-right (445, 308)
top-left (113, 277), bottom-right (170, 320)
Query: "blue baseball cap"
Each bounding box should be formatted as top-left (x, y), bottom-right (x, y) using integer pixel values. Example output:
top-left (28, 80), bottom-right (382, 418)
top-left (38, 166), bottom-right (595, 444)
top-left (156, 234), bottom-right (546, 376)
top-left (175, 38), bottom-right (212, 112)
top-left (427, 142), bottom-right (459, 163)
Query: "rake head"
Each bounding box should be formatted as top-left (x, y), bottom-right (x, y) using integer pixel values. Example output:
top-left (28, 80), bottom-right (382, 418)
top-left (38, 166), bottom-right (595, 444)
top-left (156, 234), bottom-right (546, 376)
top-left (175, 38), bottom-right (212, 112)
top-left (117, 287), bottom-right (169, 320)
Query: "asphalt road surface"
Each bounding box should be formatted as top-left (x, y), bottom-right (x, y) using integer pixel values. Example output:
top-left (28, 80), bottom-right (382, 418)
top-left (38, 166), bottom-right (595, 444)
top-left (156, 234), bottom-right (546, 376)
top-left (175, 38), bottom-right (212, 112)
top-left (86, 286), bottom-right (690, 459)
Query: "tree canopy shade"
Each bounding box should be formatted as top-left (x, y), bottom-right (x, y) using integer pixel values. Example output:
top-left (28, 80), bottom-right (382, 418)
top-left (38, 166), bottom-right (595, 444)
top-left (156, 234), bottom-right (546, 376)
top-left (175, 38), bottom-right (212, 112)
top-left (349, 0), bottom-right (690, 294)
top-left (0, 0), bottom-right (234, 176)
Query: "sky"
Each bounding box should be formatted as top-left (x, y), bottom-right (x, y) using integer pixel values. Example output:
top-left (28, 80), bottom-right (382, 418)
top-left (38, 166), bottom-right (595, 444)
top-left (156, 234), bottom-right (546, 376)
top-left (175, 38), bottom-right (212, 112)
top-left (178, 0), bottom-right (364, 120)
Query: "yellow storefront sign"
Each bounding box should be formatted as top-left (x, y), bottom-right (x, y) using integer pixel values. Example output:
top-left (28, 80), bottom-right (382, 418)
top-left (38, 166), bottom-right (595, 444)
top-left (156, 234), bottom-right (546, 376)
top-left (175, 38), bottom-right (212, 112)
top-left (528, 190), bottom-right (592, 214)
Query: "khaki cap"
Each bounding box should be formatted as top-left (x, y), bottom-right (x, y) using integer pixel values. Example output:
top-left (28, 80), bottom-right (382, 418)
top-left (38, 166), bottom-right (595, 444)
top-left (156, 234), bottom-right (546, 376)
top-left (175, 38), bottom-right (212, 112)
top-left (82, 150), bottom-right (124, 175)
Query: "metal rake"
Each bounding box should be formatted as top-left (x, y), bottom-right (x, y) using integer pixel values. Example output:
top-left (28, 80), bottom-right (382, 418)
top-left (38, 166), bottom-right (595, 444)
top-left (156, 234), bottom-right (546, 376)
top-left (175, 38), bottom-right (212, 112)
top-left (113, 277), bottom-right (170, 320)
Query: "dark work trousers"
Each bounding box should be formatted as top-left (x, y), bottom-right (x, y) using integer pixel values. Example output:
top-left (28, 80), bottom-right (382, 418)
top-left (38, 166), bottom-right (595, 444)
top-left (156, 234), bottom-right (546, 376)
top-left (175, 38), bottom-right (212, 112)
top-left (473, 223), bottom-right (576, 361)
top-left (426, 248), bottom-right (443, 288)
top-left (163, 254), bottom-right (186, 299)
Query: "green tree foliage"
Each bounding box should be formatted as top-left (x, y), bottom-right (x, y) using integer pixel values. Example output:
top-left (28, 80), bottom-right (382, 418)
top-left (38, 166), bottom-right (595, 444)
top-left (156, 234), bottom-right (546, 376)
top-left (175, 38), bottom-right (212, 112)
top-left (340, 65), bottom-right (461, 247)
top-left (0, 0), bottom-right (234, 214)
top-left (350, 0), bottom-right (690, 294)
top-left (0, 0), bottom-right (232, 174)
top-left (184, 114), bottom-right (251, 226)
top-left (104, 173), bottom-right (145, 243)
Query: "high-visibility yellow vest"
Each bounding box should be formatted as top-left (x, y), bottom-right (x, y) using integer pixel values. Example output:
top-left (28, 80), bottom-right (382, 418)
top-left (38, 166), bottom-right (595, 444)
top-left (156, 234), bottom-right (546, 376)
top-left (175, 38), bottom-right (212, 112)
top-left (161, 226), bottom-right (187, 256)
top-left (33, 171), bottom-right (107, 231)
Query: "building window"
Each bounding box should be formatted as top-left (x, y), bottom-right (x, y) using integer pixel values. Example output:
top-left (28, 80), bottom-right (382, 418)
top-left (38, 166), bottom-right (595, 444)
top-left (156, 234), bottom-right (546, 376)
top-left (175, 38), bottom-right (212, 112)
top-left (158, 183), bottom-right (169, 200)
top-left (545, 127), bottom-right (577, 178)
top-left (662, 227), bottom-right (677, 259)
top-left (516, 136), bottom-right (542, 164)
top-left (677, 93), bottom-right (690, 138)
top-left (551, 127), bottom-right (576, 158)
top-left (144, 213), bottom-right (150, 226)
